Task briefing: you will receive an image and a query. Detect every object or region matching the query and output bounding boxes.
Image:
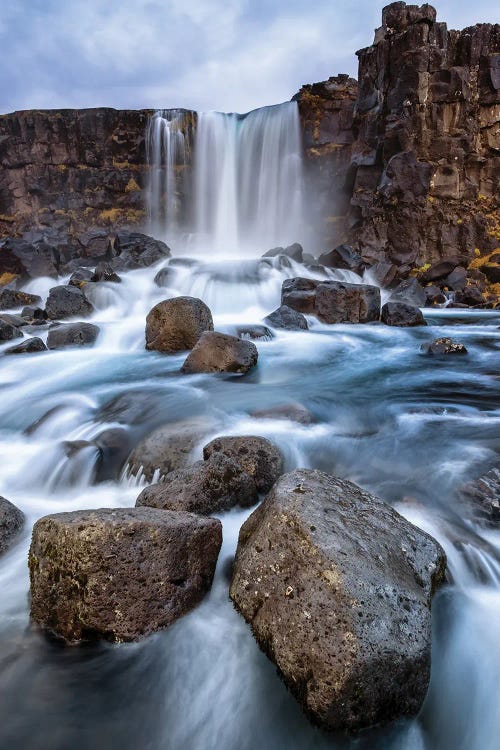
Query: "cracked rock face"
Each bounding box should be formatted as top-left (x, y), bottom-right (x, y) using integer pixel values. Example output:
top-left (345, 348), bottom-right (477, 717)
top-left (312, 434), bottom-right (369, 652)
top-left (29, 507), bottom-right (222, 644)
top-left (230, 469), bottom-right (446, 731)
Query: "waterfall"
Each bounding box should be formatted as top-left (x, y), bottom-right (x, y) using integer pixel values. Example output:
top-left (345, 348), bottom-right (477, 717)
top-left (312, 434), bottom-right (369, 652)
top-left (147, 102), bottom-right (306, 256)
top-left (146, 110), bottom-right (188, 241)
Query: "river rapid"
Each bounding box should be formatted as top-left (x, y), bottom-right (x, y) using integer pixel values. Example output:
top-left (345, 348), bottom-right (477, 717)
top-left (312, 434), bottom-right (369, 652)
top-left (0, 253), bottom-right (498, 750)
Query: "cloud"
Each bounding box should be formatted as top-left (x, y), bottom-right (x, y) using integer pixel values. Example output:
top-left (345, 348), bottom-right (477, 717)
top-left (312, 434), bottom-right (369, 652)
top-left (0, 0), bottom-right (497, 114)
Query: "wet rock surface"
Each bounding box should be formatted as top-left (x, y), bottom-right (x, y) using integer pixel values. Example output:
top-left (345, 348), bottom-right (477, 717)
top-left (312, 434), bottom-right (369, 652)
top-left (423, 337), bottom-right (468, 355)
top-left (264, 305), bottom-right (309, 330)
top-left (230, 469), bottom-right (447, 731)
top-left (29, 507), bottom-right (222, 643)
top-left (0, 289), bottom-right (42, 310)
top-left (315, 281), bottom-right (380, 324)
top-left (251, 403), bottom-right (316, 425)
top-left (203, 435), bottom-right (283, 493)
top-left (136, 453), bottom-right (258, 515)
top-left (381, 301), bottom-right (427, 327)
top-left (0, 320), bottom-right (23, 342)
top-left (0, 497), bottom-right (25, 556)
top-left (47, 322), bottom-right (100, 349)
top-left (45, 285), bottom-right (94, 320)
top-left (181, 332), bottom-right (258, 375)
top-left (4, 337), bottom-right (47, 355)
top-left (145, 296), bottom-right (214, 354)
top-left (458, 468), bottom-right (500, 528)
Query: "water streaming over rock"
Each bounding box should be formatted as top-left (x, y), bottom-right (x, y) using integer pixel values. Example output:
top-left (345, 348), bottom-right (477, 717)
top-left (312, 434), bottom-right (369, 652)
top-left (148, 102), bottom-right (306, 255)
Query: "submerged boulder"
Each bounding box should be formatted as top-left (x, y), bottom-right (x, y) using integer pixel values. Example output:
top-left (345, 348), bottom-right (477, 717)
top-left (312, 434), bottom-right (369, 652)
top-left (0, 320), bottom-right (23, 342)
top-left (45, 285), bottom-right (94, 320)
top-left (0, 497), bottom-right (24, 556)
top-left (235, 324), bottom-right (274, 341)
top-left (136, 452), bottom-right (258, 515)
top-left (264, 304), bottom-right (309, 330)
top-left (230, 469), bottom-right (446, 731)
top-left (181, 332), bottom-right (258, 375)
top-left (381, 301), bottom-right (426, 326)
top-left (251, 403), bottom-right (315, 425)
top-left (145, 296), bottom-right (213, 354)
top-left (29, 507), bottom-right (222, 643)
top-left (203, 435), bottom-right (283, 493)
top-left (47, 322), bottom-right (100, 349)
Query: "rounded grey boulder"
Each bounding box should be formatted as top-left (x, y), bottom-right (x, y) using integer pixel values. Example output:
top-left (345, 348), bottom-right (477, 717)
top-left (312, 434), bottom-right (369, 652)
top-left (4, 337), bottom-right (47, 354)
top-left (381, 301), bottom-right (426, 326)
top-left (145, 296), bottom-right (213, 353)
top-left (29, 507), bottom-right (222, 643)
top-left (181, 332), bottom-right (258, 375)
top-left (45, 285), bottom-right (94, 320)
top-left (203, 435), bottom-right (283, 493)
top-left (264, 304), bottom-right (309, 330)
top-left (230, 469), bottom-right (446, 731)
top-left (47, 322), bottom-right (100, 349)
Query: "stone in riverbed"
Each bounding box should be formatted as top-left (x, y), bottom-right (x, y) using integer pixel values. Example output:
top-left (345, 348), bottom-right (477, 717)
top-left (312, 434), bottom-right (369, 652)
top-left (4, 337), bottom-right (47, 354)
top-left (181, 332), bottom-right (258, 375)
top-left (251, 403), bottom-right (316, 425)
top-left (203, 435), bottom-right (283, 493)
top-left (317, 244), bottom-right (364, 275)
top-left (458, 468), bottom-right (500, 528)
top-left (145, 296), bottom-right (213, 354)
top-left (45, 285), bottom-right (94, 320)
top-left (47, 322), bottom-right (100, 349)
top-left (315, 280), bottom-right (380, 324)
top-left (423, 337), bottom-right (468, 355)
top-left (381, 301), bottom-right (426, 326)
top-left (281, 277), bottom-right (319, 314)
top-left (235, 324), bottom-right (274, 341)
top-left (262, 243), bottom-right (304, 263)
top-left (29, 507), bottom-right (222, 644)
top-left (127, 417), bottom-right (215, 483)
top-left (389, 278), bottom-right (427, 307)
top-left (264, 304), bottom-right (309, 330)
top-left (0, 497), bottom-right (24, 556)
top-left (0, 320), bottom-right (23, 342)
top-left (0, 288), bottom-right (42, 311)
top-left (230, 469), bottom-right (446, 731)
top-left (136, 452), bottom-right (258, 515)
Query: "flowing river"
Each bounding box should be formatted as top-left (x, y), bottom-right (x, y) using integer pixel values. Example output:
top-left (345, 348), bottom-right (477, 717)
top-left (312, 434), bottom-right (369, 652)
top-left (0, 102), bottom-right (499, 750)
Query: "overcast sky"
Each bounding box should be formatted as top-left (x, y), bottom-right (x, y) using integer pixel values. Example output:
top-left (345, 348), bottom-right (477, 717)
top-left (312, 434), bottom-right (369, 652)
top-left (1, 1), bottom-right (497, 115)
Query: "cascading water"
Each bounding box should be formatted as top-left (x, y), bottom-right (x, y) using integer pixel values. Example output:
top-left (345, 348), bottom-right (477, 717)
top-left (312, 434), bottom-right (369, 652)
top-left (148, 101), bottom-right (306, 255)
top-left (146, 110), bottom-right (188, 241)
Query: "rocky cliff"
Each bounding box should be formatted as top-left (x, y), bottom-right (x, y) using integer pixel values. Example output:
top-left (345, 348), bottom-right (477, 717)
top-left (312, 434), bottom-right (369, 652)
top-left (295, 2), bottom-right (499, 279)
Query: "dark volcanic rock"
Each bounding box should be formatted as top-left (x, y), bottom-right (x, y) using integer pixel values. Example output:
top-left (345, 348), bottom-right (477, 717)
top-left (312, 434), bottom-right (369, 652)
top-left (262, 243), bottom-right (304, 263)
top-left (21, 305), bottom-right (47, 324)
top-left (45, 285), bottom-right (94, 320)
top-left (181, 332), bottom-right (258, 375)
top-left (235, 324), bottom-right (274, 341)
top-left (421, 261), bottom-right (460, 284)
top-left (423, 337), bottom-right (468, 355)
top-left (94, 428), bottom-right (132, 483)
top-left (315, 280), bottom-right (380, 324)
top-left (0, 320), bottom-right (23, 342)
top-left (127, 418), bottom-right (214, 483)
top-left (424, 285), bottom-right (447, 306)
top-left (281, 278), bottom-right (319, 314)
top-left (318, 244), bottom-right (364, 275)
top-left (456, 285), bottom-right (485, 306)
top-left (112, 231), bottom-right (171, 271)
top-left (381, 301), bottom-right (427, 327)
top-left (445, 266), bottom-right (467, 292)
top-left (0, 239), bottom-right (59, 280)
top-left (92, 262), bottom-right (121, 283)
top-left (0, 289), bottom-right (42, 310)
top-left (145, 296), bottom-right (214, 354)
top-left (47, 322), bottom-right (100, 349)
top-left (4, 337), bottom-right (47, 354)
top-left (390, 278), bottom-right (427, 307)
top-left (264, 305), bottom-right (309, 331)
top-left (0, 497), bottom-right (25, 556)
top-left (230, 469), bottom-right (447, 731)
top-left (136, 453), bottom-right (258, 515)
top-left (69, 268), bottom-right (94, 287)
top-left (29, 507), bottom-right (222, 643)
top-left (203, 435), bottom-right (283, 493)
top-left (458, 468), bottom-right (500, 528)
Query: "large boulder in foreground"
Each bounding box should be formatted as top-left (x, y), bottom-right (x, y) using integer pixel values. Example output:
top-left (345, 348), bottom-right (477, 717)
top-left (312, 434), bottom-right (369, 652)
top-left (203, 435), bottom-right (283, 493)
top-left (181, 332), bottom-right (258, 375)
top-left (29, 507), bottom-right (222, 643)
top-left (0, 497), bottom-right (24, 556)
top-left (145, 296), bottom-right (213, 354)
top-left (45, 285), bottom-right (94, 320)
top-left (136, 453), bottom-right (258, 515)
top-left (230, 469), bottom-right (446, 731)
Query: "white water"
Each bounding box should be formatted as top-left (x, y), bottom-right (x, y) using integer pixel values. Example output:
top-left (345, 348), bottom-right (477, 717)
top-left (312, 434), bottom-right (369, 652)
top-left (148, 102), bottom-right (306, 255)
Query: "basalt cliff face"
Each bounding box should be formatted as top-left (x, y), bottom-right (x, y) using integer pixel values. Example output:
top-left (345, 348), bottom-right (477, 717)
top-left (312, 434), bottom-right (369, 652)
top-left (296, 2), bottom-right (500, 277)
top-left (0, 2), bottom-right (499, 287)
